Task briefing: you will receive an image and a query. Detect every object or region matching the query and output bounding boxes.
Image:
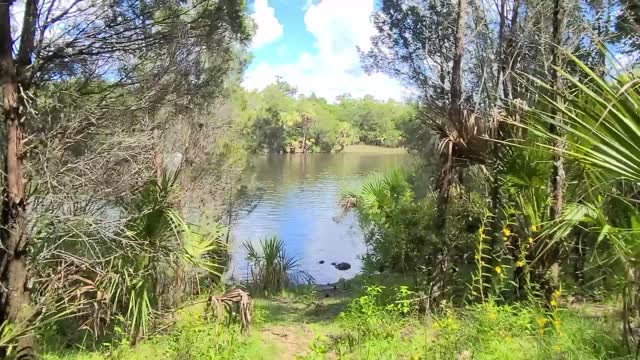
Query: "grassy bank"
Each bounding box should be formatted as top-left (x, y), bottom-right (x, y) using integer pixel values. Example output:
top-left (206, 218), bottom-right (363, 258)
top-left (41, 275), bottom-right (628, 360)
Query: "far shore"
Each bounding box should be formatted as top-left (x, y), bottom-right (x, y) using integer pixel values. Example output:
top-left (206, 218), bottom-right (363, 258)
top-left (340, 144), bottom-right (407, 154)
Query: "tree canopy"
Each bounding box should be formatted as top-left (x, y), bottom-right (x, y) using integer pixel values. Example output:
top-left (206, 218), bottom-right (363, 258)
top-left (235, 82), bottom-right (414, 153)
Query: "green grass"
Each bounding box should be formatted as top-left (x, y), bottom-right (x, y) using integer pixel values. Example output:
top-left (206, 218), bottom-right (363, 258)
top-left (40, 275), bottom-right (631, 360)
top-left (310, 303), bottom-right (625, 360)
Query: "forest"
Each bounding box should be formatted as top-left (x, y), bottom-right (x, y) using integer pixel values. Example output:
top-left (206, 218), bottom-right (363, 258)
top-left (0, 0), bottom-right (639, 359)
top-left (235, 83), bottom-right (414, 153)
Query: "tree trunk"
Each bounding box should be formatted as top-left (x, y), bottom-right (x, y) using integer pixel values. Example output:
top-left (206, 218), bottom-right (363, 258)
top-left (503, 0), bottom-right (521, 101)
top-left (434, 142), bottom-right (454, 233)
top-left (436, 0), bottom-right (467, 227)
top-left (541, 0), bottom-right (566, 304)
top-left (0, 0), bottom-right (37, 356)
top-left (494, 0), bottom-right (507, 103)
top-left (433, 0), bottom-right (466, 286)
top-left (549, 0), bottom-right (566, 223)
top-left (448, 0), bottom-right (466, 132)
top-left (488, 0), bottom-right (508, 278)
top-left (301, 129), bottom-right (307, 153)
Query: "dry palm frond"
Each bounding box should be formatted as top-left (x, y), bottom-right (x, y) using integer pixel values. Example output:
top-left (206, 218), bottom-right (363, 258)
top-left (427, 109), bottom-right (491, 167)
top-left (206, 288), bottom-right (252, 334)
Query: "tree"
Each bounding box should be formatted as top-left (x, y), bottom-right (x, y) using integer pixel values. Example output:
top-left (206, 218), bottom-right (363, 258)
top-left (0, 0), bottom-right (250, 354)
top-left (538, 0), bottom-right (567, 302)
top-left (360, 0), bottom-right (455, 108)
top-left (434, 0), bottom-right (467, 233)
top-left (0, 0), bottom-right (39, 354)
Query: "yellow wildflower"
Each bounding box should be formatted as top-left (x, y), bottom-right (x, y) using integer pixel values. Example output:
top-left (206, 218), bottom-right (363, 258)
top-left (502, 227), bottom-right (511, 236)
top-left (515, 260), bottom-right (525, 268)
top-left (495, 266), bottom-right (503, 274)
top-left (488, 312), bottom-right (497, 321)
top-left (528, 237), bottom-right (534, 245)
top-left (502, 236), bottom-right (509, 243)
top-left (536, 317), bottom-right (547, 327)
top-left (530, 224), bottom-right (538, 232)
top-left (553, 289), bottom-right (561, 298)
top-left (550, 299), bottom-right (558, 307)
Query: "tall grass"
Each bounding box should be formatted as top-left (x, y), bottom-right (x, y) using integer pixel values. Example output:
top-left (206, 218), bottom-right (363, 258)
top-left (243, 236), bottom-right (312, 294)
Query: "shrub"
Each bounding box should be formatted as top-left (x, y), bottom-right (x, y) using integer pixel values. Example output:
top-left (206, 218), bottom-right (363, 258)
top-left (243, 236), bottom-right (313, 295)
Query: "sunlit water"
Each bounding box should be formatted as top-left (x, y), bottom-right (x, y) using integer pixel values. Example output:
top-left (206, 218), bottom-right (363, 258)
top-left (228, 151), bottom-right (409, 284)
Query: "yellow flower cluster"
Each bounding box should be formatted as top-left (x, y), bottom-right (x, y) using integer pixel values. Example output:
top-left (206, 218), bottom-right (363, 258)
top-left (536, 317), bottom-right (547, 335)
top-left (550, 289), bottom-right (561, 307)
top-left (536, 317), bottom-right (547, 327)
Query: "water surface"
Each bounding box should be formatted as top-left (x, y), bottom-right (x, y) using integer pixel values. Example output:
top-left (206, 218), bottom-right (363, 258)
top-left (229, 151), bottom-right (408, 284)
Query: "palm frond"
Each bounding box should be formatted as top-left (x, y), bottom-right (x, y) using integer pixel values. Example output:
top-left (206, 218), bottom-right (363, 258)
top-left (527, 53), bottom-right (640, 183)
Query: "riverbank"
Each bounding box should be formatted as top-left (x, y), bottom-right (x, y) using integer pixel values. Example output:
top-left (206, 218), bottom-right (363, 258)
top-left (341, 144), bottom-right (407, 154)
top-left (255, 144), bottom-right (407, 154)
top-left (42, 274), bottom-right (626, 360)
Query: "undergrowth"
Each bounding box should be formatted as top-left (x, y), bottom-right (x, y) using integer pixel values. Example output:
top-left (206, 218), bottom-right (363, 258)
top-left (40, 304), bottom-right (277, 360)
top-left (305, 285), bottom-right (628, 360)
top-left (41, 280), bottom-right (629, 360)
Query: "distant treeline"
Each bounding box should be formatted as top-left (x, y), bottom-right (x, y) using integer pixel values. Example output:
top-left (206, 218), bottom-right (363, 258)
top-left (233, 81), bottom-right (415, 153)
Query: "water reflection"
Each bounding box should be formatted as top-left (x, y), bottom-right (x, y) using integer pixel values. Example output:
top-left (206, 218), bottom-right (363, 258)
top-left (229, 152), bottom-right (408, 284)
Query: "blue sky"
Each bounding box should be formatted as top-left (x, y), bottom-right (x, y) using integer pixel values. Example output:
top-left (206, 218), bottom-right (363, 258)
top-left (243, 0), bottom-right (406, 101)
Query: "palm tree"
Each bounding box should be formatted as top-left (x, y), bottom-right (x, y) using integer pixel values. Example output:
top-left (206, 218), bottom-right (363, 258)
top-left (527, 53), bottom-right (640, 340)
top-left (112, 170), bottom-right (226, 344)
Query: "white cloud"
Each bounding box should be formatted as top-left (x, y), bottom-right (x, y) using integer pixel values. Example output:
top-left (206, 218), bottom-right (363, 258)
top-left (302, 0), bottom-right (314, 11)
top-left (243, 0), bottom-right (407, 101)
top-left (251, 0), bottom-right (284, 49)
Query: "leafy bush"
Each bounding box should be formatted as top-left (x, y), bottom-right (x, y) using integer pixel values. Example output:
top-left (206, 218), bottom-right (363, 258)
top-left (343, 170), bottom-right (487, 298)
top-left (31, 170), bottom-right (228, 347)
top-left (327, 285), bottom-right (417, 351)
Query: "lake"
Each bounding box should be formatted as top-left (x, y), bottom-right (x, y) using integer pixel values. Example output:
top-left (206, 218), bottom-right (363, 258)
top-left (228, 149), bottom-right (409, 285)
